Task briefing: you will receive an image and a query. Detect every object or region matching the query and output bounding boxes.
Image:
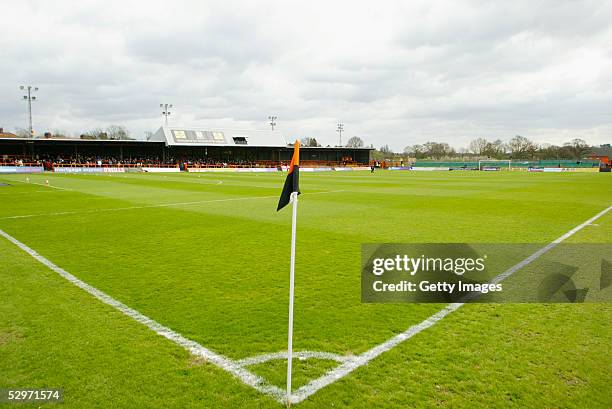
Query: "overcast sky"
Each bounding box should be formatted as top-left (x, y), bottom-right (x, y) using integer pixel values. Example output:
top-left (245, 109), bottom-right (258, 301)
top-left (1, 0), bottom-right (611, 150)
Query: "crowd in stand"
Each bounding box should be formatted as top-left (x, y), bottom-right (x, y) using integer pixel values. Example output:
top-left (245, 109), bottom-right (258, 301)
top-left (2, 154), bottom-right (169, 167)
top-left (1, 154), bottom-right (283, 168)
top-left (49, 155), bottom-right (168, 166)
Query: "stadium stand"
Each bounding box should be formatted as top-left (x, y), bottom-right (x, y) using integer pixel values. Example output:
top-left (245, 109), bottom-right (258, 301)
top-left (0, 126), bottom-right (373, 170)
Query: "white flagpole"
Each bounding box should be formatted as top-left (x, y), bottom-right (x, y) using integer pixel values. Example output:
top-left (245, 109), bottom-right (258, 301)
top-left (286, 191), bottom-right (298, 405)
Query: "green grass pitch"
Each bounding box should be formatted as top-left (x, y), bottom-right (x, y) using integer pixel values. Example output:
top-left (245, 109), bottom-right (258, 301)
top-left (0, 170), bottom-right (610, 408)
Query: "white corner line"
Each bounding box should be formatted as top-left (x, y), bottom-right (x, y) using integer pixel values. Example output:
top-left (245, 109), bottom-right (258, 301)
top-left (0, 228), bottom-right (285, 403)
top-left (288, 205), bottom-right (612, 404)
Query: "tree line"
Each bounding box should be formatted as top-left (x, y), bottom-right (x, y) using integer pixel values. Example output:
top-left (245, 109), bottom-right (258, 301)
top-left (300, 136), bottom-right (366, 148)
top-left (304, 134), bottom-right (598, 161)
top-left (403, 136), bottom-right (593, 160)
top-left (13, 125), bottom-right (133, 140)
top-left (80, 125), bottom-right (133, 140)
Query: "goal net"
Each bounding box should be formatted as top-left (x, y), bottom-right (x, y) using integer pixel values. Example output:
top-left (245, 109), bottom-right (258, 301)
top-left (478, 160), bottom-right (512, 171)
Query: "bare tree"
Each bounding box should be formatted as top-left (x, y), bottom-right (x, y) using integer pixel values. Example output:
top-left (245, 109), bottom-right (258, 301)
top-left (14, 127), bottom-right (30, 138)
top-left (301, 137), bottom-right (320, 147)
top-left (52, 129), bottom-right (70, 138)
top-left (106, 125), bottom-right (132, 140)
top-left (346, 136), bottom-right (364, 148)
top-left (423, 142), bottom-right (454, 159)
top-left (482, 139), bottom-right (506, 158)
top-left (537, 144), bottom-right (572, 160)
top-left (507, 135), bottom-right (536, 159)
top-left (403, 144), bottom-right (424, 158)
top-left (379, 144), bottom-right (393, 154)
top-left (83, 127), bottom-right (106, 139)
top-left (469, 137), bottom-right (489, 155)
top-left (563, 138), bottom-right (591, 159)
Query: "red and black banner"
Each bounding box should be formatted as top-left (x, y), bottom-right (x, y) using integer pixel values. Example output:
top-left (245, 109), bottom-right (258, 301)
top-left (277, 141), bottom-right (300, 211)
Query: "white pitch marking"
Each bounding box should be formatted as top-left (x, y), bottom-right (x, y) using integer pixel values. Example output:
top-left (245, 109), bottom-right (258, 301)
top-left (0, 190), bottom-right (52, 195)
top-left (288, 205), bottom-right (612, 404)
top-left (0, 190), bottom-right (344, 220)
top-left (31, 181), bottom-right (72, 191)
top-left (1, 211), bottom-right (80, 220)
top-left (0, 228), bottom-right (286, 402)
top-left (0, 196), bottom-right (278, 220)
top-left (304, 189), bottom-right (345, 195)
top-left (5, 178), bottom-right (73, 191)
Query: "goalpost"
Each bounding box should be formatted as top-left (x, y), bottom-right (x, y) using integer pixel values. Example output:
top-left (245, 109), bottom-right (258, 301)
top-left (478, 159), bottom-right (512, 171)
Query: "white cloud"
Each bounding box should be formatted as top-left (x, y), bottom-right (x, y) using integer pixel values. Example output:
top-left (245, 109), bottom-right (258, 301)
top-left (1, 0), bottom-right (611, 150)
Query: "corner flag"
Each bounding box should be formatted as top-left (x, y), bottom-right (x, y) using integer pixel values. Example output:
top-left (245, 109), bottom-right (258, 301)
top-left (277, 141), bottom-right (300, 211)
top-left (277, 140), bottom-right (301, 405)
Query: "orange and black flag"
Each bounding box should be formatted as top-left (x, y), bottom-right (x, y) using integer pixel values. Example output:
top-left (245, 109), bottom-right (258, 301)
top-left (277, 140), bottom-right (300, 211)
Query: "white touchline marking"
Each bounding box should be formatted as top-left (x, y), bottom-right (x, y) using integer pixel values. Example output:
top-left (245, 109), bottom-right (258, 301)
top-left (288, 205), bottom-right (612, 404)
top-left (0, 228), bottom-right (285, 402)
top-left (3, 201), bottom-right (606, 404)
top-left (0, 190), bottom-right (345, 220)
top-left (307, 189), bottom-right (345, 195)
top-left (0, 191), bottom-right (52, 195)
top-left (30, 181), bottom-right (73, 191)
top-left (4, 178), bottom-right (73, 191)
top-left (0, 196), bottom-right (276, 220)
